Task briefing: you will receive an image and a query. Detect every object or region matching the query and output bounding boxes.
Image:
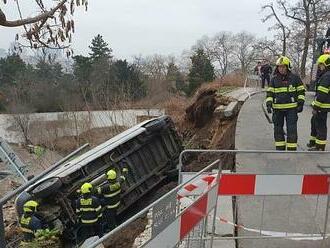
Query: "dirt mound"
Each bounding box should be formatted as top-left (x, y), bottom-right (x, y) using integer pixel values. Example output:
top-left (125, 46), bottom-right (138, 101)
top-left (185, 89), bottom-right (218, 128)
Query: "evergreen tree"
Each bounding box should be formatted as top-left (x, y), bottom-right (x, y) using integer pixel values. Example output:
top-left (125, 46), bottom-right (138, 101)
top-left (0, 53), bottom-right (26, 85)
top-left (187, 49), bottom-right (215, 95)
top-left (88, 34), bottom-right (112, 61)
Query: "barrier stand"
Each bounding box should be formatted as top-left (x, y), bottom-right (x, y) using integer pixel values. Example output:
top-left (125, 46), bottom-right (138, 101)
top-left (89, 149), bottom-right (330, 248)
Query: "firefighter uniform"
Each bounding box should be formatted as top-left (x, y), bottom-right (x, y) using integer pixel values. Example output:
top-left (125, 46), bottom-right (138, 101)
top-left (97, 168), bottom-right (128, 231)
top-left (310, 54), bottom-right (330, 151)
top-left (266, 56), bottom-right (305, 150)
top-left (19, 200), bottom-right (43, 242)
top-left (76, 183), bottom-right (103, 240)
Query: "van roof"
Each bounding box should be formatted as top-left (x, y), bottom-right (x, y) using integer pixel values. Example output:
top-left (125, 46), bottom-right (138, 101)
top-left (39, 117), bottom-right (158, 180)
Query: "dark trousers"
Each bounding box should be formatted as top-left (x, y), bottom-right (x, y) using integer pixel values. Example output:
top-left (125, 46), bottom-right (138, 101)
top-left (79, 223), bottom-right (102, 242)
top-left (310, 115), bottom-right (317, 145)
top-left (273, 109), bottom-right (298, 150)
top-left (261, 74), bottom-right (271, 88)
top-left (103, 208), bottom-right (117, 231)
top-left (314, 111), bottom-right (328, 150)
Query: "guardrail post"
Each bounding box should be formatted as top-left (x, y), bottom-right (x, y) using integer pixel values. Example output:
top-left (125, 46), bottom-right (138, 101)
top-left (0, 205), bottom-right (6, 248)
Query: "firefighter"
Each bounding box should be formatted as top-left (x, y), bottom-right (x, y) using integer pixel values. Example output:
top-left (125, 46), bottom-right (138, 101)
top-left (97, 167), bottom-right (128, 231)
top-left (266, 56), bottom-right (305, 151)
top-left (19, 200), bottom-right (44, 242)
top-left (309, 54), bottom-right (330, 151)
top-left (76, 183), bottom-right (103, 240)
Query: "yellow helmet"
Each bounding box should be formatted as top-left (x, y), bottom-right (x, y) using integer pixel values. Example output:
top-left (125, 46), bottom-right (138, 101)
top-left (106, 169), bottom-right (117, 180)
top-left (23, 200), bottom-right (38, 213)
top-left (276, 56), bottom-right (291, 70)
top-left (317, 54), bottom-right (330, 67)
top-left (81, 183), bottom-right (93, 194)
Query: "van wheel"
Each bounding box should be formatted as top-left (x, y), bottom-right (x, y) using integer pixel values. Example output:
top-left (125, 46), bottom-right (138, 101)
top-left (31, 178), bottom-right (62, 198)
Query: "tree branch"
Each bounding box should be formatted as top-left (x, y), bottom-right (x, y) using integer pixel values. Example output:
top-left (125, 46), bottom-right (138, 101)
top-left (279, 0), bottom-right (306, 24)
top-left (0, 0), bottom-right (66, 27)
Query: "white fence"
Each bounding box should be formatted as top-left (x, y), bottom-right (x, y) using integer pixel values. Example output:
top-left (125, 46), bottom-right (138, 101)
top-left (0, 109), bottom-right (165, 143)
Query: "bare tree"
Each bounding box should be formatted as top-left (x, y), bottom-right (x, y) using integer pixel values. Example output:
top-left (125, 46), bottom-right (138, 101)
top-left (277, 0), bottom-right (330, 77)
top-left (262, 3), bottom-right (291, 55)
top-left (233, 32), bottom-right (258, 74)
top-left (0, 0), bottom-right (87, 52)
top-left (195, 32), bottom-right (234, 78)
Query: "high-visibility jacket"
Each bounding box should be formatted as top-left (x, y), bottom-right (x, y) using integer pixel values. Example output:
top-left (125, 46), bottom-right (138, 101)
top-left (312, 70), bottom-right (330, 111)
top-left (19, 214), bottom-right (43, 241)
top-left (266, 72), bottom-right (305, 110)
top-left (76, 195), bottom-right (102, 224)
top-left (97, 176), bottom-right (125, 210)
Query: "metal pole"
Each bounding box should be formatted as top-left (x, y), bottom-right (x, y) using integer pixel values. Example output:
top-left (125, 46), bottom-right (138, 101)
top-left (178, 149), bottom-right (330, 174)
top-left (0, 145), bottom-right (27, 183)
top-left (0, 143), bottom-right (89, 247)
top-left (0, 205), bottom-right (5, 248)
top-left (90, 160), bottom-right (220, 248)
top-left (322, 178), bottom-right (330, 245)
top-left (0, 143), bottom-right (89, 205)
top-left (210, 160), bottom-right (222, 248)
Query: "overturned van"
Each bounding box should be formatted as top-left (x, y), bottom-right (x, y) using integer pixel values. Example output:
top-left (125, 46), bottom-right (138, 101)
top-left (15, 116), bottom-right (183, 243)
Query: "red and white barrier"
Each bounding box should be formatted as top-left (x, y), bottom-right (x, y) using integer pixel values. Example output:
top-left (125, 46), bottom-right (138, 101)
top-left (144, 173), bottom-right (330, 248)
top-left (178, 174), bottom-right (330, 197)
top-left (144, 182), bottom-right (218, 248)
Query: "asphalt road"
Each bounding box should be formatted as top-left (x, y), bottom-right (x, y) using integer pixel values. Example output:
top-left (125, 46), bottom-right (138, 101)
top-left (235, 92), bottom-right (330, 248)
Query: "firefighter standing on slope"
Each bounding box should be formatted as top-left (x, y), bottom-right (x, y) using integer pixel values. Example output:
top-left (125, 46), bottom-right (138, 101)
top-left (266, 56), bottom-right (305, 150)
top-left (308, 54), bottom-right (330, 151)
top-left (97, 166), bottom-right (128, 231)
top-left (76, 183), bottom-right (103, 240)
top-left (19, 200), bottom-right (45, 242)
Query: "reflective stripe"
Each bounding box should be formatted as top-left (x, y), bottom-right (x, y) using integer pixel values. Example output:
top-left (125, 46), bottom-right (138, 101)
top-left (316, 139), bottom-right (327, 145)
top-left (267, 87), bottom-right (274, 92)
top-left (275, 141), bottom-right (286, 146)
top-left (317, 86), bottom-right (330, 94)
top-left (20, 227), bottom-right (34, 234)
top-left (298, 95), bottom-right (305, 101)
top-left (106, 201), bottom-right (120, 209)
top-left (80, 205), bottom-right (102, 212)
top-left (286, 143), bottom-right (297, 148)
top-left (310, 136), bottom-right (316, 141)
top-left (104, 189), bottom-right (121, 198)
top-left (266, 97), bottom-right (273, 102)
top-left (296, 85), bottom-right (305, 91)
top-left (312, 100), bottom-right (330, 108)
top-left (81, 218), bottom-right (99, 224)
top-left (273, 103), bottom-right (298, 109)
top-left (274, 87), bottom-right (290, 93)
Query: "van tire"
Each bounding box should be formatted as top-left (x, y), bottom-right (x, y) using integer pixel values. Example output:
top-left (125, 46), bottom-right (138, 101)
top-left (31, 177), bottom-right (62, 198)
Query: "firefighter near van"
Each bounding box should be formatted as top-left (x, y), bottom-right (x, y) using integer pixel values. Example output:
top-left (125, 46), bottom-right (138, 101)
top-left (97, 166), bottom-right (128, 231)
top-left (19, 200), bottom-right (45, 242)
top-left (266, 56), bottom-right (305, 151)
top-left (76, 183), bottom-right (103, 240)
top-left (309, 54), bottom-right (330, 151)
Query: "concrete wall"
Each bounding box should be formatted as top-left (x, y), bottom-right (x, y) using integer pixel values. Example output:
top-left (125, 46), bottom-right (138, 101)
top-left (0, 109), bottom-right (165, 144)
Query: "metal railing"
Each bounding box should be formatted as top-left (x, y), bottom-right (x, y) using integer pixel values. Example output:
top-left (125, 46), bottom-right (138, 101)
top-left (88, 149), bottom-right (330, 248)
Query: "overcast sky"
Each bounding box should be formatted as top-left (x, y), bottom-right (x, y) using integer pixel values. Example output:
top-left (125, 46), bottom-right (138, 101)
top-left (0, 0), bottom-right (275, 59)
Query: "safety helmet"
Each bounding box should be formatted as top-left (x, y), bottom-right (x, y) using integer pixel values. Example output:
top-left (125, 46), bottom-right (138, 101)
top-left (106, 169), bottom-right (117, 180)
top-left (276, 56), bottom-right (292, 70)
top-left (317, 54), bottom-right (330, 67)
top-left (81, 182), bottom-right (93, 194)
top-left (23, 200), bottom-right (38, 213)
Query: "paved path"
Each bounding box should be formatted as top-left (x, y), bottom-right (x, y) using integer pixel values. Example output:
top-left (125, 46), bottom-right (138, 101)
top-left (235, 92), bottom-right (330, 247)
